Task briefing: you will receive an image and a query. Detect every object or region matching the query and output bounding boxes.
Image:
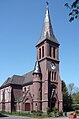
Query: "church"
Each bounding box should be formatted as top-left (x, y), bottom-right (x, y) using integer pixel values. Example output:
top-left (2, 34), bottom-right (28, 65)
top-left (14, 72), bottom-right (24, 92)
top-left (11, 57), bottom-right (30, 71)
top-left (0, 3), bottom-right (63, 113)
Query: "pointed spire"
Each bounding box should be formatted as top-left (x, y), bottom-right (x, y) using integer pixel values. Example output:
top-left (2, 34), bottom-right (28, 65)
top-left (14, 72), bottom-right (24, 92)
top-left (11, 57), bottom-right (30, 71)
top-left (36, 2), bottom-right (59, 46)
top-left (33, 61), bottom-right (41, 74)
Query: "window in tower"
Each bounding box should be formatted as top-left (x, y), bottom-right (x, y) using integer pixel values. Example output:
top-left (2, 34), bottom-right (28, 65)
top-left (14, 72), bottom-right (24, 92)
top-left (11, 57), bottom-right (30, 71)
top-left (24, 87), bottom-right (26, 92)
top-left (54, 72), bottom-right (56, 81)
top-left (49, 45), bottom-right (52, 57)
top-left (48, 71), bottom-right (51, 80)
top-left (52, 72), bottom-right (54, 80)
top-left (42, 46), bottom-right (44, 58)
top-left (39, 48), bottom-right (41, 59)
top-left (53, 47), bottom-right (55, 58)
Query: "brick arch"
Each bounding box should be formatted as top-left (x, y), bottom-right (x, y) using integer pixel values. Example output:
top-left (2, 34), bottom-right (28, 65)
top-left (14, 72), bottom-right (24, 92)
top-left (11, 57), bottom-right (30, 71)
top-left (49, 84), bottom-right (58, 111)
top-left (22, 92), bottom-right (33, 111)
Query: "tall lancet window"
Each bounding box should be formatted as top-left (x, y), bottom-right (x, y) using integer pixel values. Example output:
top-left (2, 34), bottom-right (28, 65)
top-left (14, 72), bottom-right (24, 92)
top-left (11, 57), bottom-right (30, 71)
top-left (42, 46), bottom-right (44, 58)
top-left (0, 91), bottom-right (3, 101)
top-left (53, 47), bottom-right (55, 58)
top-left (0, 91), bottom-right (1, 101)
top-left (39, 48), bottom-right (41, 59)
top-left (52, 72), bottom-right (54, 80)
top-left (54, 72), bottom-right (56, 81)
top-left (5, 89), bottom-right (9, 101)
top-left (49, 45), bottom-right (52, 57)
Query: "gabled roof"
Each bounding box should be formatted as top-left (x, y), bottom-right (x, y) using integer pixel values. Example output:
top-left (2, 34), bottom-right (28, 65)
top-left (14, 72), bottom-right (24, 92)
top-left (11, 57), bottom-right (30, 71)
top-left (0, 71), bottom-right (33, 88)
top-left (22, 71), bottom-right (33, 85)
top-left (1, 75), bottom-right (25, 88)
top-left (36, 3), bottom-right (59, 46)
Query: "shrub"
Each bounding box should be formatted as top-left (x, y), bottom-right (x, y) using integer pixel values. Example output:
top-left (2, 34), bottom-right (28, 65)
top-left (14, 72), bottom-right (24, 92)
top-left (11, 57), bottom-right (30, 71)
top-left (46, 107), bottom-right (51, 115)
top-left (58, 111), bottom-right (63, 116)
top-left (37, 110), bottom-right (43, 116)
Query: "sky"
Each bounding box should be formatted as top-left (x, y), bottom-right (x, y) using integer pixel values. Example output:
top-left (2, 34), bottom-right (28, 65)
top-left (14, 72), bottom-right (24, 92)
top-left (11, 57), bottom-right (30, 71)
top-left (0, 0), bottom-right (79, 87)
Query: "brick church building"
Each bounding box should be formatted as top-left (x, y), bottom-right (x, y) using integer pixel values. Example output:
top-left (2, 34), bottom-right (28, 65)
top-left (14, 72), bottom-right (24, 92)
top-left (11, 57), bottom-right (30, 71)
top-left (0, 3), bottom-right (63, 113)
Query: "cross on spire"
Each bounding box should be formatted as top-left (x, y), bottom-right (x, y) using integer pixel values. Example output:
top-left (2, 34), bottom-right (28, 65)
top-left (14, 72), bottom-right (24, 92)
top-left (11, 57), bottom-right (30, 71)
top-left (46, 1), bottom-right (49, 7)
top-left (46, 1), bottom-right (48, 5)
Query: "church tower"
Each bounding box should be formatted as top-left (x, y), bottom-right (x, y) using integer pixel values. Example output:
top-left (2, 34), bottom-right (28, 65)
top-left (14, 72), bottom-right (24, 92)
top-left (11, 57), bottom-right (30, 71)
top-left (33, 2), bottom-right (63, 112)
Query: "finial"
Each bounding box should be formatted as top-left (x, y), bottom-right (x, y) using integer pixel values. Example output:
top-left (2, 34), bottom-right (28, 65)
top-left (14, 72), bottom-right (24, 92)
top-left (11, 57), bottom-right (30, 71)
top-left (46, 1), bottom-right (49, 6)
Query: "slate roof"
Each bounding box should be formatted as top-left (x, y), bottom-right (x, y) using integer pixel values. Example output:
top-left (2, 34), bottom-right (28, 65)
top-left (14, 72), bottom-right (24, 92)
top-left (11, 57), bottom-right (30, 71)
top-left (1, 75), bottom-right (24, 88)
top-left (36, 3), bottom-right (59, 46)
top-left (0, 71), bottom-right (33, 88)
top-left (22, 71), bottom-right (33, 85)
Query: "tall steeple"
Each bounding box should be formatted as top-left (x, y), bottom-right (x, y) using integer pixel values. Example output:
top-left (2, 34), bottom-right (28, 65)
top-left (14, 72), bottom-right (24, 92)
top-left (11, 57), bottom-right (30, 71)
top-left (36, 2), bottom-right (59, 46)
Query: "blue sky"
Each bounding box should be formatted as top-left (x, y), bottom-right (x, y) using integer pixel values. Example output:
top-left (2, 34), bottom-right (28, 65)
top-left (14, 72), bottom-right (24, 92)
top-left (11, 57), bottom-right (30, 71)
top-left (0, 0), bottom-right (79, 87)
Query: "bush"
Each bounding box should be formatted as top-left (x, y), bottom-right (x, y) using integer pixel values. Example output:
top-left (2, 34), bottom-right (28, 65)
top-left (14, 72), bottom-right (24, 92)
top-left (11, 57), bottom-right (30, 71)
top-left (72, 104), bottom-right (79, 110)
top-left (31, 110), bottom-right (37, 115)
top-left (58, 111), bottom-right (63, 116)
top-left (37, 110), bottom-right (43, 116)
top-left (46, 107), bottom-right (51, 115)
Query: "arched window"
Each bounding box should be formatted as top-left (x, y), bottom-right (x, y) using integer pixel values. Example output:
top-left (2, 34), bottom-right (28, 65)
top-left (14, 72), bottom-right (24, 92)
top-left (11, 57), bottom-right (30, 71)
top-left (0, 91), bottom-right (1, 101)
top-left (24, 87), bottom-right (26, 92)
top-left (0, 91), bottom-right (3, 101)
top-left (52, 72), bottom-right (54, 80)
top-left (39, 48), bottom-right (41, 59)
top-left (52, 72), bottom-right (56, 81)
top-left (42, 46), bottom-right (44, 57)
top-left (5, 90), bottom-right (9, 101)
top-left (54, 72), bottom-right (56, 81)
top-left (53, 47), bottom-right (55, 58)
top-left (49, 46), bottom-right (52, 57)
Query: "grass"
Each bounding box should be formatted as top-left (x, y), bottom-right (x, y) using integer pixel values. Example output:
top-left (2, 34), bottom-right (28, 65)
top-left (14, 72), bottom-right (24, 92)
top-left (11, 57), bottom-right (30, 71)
top-left (0, 110), bottom-right (64, 118)
top-left (0, 111), bottom-right (49, 118)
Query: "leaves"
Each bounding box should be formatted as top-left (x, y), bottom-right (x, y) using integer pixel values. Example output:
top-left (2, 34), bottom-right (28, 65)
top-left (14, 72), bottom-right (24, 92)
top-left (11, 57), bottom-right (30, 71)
top-left (62, 81), bottom-right (73, 111)
top-left (65, 0), bottom-right (79, 22)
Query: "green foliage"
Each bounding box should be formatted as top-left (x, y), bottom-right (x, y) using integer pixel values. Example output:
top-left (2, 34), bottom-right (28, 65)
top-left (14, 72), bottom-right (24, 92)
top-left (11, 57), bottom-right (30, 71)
top-left (46, 107), bottom-right (51, 115)
top-left (65, 0), bottom-right (79, 22)
top-left (37, 110), bottom-right (43, 116)
top-left (72, 104), bottom-right (79, 110)
top-left (31, 110), bottom-right (37, 115)
top-left (58, 111), bottom-right (63, 116)
top-left (52, 107), bottom-right (58, 113)
top-left (52, 107), bottom-right (59, 117)
top-left (62, 80), bottom-right (73, 111)
top-left (46, 107), bottom-right (58, 117)
top-left (72, 92), bottom-right (79, 104)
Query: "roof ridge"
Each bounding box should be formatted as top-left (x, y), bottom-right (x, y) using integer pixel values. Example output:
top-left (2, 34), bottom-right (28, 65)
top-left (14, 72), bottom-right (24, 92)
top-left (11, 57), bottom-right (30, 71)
top-left (22, 70), bottom-right (33, 77)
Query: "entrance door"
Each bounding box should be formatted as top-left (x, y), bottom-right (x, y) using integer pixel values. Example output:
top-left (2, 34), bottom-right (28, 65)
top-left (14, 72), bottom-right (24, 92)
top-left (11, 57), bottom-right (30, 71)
top-left (25, 103), bottom-right (30, 111)
top-left (50, 97), bottom-right (56, 111)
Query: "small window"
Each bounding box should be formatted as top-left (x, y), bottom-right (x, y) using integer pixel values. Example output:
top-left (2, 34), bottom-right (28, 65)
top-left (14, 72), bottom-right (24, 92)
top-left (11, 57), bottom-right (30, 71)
top-left (24, 87), bottom-right (26, 91)
top-left (49, 71), bottom-right (51, 80)
top-left (39, 48), bottom-right (41, 59)
top-left (52, 72), bottom-right (54, 80)
top-left (53, 47), bottom-right (55, 58)
top-left (42, 46), bottom-right (44, 57)
top-left (52, 72), bottom-right (56, 81)
top-left (49, 45), bottom-right (52, 57)
top-left (0, 91), bottom-right (3, 101)
top-left (54, 72), bottom-right (56, 81)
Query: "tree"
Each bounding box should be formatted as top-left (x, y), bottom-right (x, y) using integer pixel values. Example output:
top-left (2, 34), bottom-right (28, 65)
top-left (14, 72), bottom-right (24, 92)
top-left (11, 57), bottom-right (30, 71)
top-left (68, 83), bottom-right (79, 95)
top-left (68, 83), bottom-right (75, 95)
top-left (62, 80), bottom-right (73, 111)
top-left (72, 92), bottom-right (79, 104)
top-left (65, 0), bottom-right (79, 22)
